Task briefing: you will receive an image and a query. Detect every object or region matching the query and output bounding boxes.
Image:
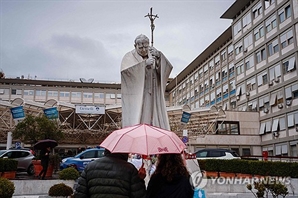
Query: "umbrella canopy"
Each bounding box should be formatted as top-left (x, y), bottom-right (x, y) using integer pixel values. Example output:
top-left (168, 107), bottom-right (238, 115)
top-left (34, 139), bottom-right (58, 150)
top-left (100, 124), bottom-right (186, 155)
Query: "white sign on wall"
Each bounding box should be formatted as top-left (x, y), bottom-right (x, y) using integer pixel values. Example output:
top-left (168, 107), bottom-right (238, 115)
top-left (75, 105), bottom-right (105, 114)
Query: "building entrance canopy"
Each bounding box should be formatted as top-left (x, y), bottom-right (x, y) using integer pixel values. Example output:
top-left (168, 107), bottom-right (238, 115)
top-left (0, 98), bottom-right (226, 141)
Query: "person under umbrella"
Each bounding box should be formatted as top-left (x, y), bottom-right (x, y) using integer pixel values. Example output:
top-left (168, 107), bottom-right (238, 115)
top-left (38, 146), bottom-right (51, 180)
top-left (146, 154), bottom-right (194, 198)
top-left (74, 149), bottom-right (146, 198)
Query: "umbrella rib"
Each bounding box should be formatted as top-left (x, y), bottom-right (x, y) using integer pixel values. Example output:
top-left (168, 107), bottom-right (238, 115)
top-left (109, 124), bottom-right (142, 152)
top-left (148, 125), bottom-right (183, 152)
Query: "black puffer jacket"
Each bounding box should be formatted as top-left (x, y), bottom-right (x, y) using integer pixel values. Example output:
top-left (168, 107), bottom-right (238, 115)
top-left (146, 173), bottom-right (194, 198)
top-left (74, 153), bottom-right (146, 198)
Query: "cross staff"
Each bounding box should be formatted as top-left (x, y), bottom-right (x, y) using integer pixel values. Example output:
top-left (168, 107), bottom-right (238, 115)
top-left (145, 7), bottom-right (159, 47)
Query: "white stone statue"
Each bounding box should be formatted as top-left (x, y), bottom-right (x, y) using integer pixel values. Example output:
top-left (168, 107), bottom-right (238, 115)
top-left (121, 34), bottom-right (172, 130)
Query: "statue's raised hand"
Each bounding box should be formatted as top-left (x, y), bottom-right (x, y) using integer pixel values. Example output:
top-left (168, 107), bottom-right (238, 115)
top-left (149, 47), bottom-right (160, 59)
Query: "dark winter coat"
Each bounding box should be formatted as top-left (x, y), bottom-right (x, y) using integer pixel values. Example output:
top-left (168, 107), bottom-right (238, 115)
top-left (146, 173), bottom-right (194, 198)
top-left (74, 153), bottom-right (146, 198)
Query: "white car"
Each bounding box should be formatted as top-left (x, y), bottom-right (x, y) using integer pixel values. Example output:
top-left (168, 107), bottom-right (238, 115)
top-left (195, 148), bottom-right (240, 160)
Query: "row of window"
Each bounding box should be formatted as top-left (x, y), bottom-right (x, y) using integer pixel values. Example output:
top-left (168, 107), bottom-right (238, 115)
top-left (174, 1), bottom-right (293, 102)
top-left (259, 110), bottom-right (298, 135)
top-left (234, 0), bottom-right (290, 37)
top-left (235, 27), bottom-right (294, 76)
top-left (0, 89), bottom-right (122, 99)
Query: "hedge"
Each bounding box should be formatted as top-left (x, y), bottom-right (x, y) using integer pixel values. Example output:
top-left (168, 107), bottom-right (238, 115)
top-left (198, 159), bottom-right (298, 178)
top-left (0, 159), bottom-right (18, 172)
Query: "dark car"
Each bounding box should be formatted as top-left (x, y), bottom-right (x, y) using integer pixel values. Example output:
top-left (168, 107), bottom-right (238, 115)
top-left (195, 148), bottom-right (240, 160)
top-left (0, 149), bottom-right (35, 175)
top-left (60, 148), bottom-right (105, 172)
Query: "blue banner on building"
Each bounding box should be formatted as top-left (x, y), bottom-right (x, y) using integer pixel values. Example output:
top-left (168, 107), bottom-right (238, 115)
top-left (181, 111), bottom-right (191, 123)
top-left (10, 106), bottom-right (25, 120)
top-left (43, 107), bottom-right (58, 119)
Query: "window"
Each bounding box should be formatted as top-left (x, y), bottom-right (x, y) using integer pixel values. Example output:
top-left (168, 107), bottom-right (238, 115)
top-left (235, 41), bottom-right (243, 55)
top-left (210, 92), bottom-right (215, 105)
top-left (269, 64), bottom-right (281, 82)
top-left (216, 87), bottom-right (222, 98)
top-left (245, 55), bottom-right (255, 70)
top-left (258, 71), bottom-right (268, 87)
top-left (72, 92), bottom-right (81, 98)
top-left (236, 63), bottom-right (244, 75)
top-left (277, 90), bottom-right (284, 105)
top-left (248, 100), bottom-right (257, 111)
top-left (287, 113), bottom-right (294, 128)
top-left (83, 92), bottom-right (93, 98)
top-left (244, 33), bottom-right (253, 49)
top-left (252, 2), bottom-right (262, 19)
top-left (48, 91), bottom-right (58, 97)
top-left (94, 93), bottom-right (104, 98)
top-left (285, 83), bottom-right (298, 100)
top-left (270, 92), bottom-right (277, 106)
top-left (11, 89), bottom-right (22, 95)
top-left (222, 67), bottom-right (228, 82)
top-left (265, 0), bottom-right (275, 9)
top-left (280, 29), bottom-right (293, 49)
top-left (247, 77), bottom-right (256, 91)
top-left (229, 63), bottom-right (235, 77)
top-left (256, 48), bottom-right (266, 63)
top-left (280, 117), bottom-right (286, 130)
top-left (229, 80), bottom-right (236, 92)
top-left (216, 121), bottom-right (240, 135)
top-left (233, 20), bottom-right (242, 36)
top-left (265, 120), bottom-right (271, 133)
top-left (259, 95), bottom-right (270, 111)
top-left (228, 44), bottom-right (233, 57)
top-left (242, 148), bottom-right (251, 156)
top-left (282, 56), bottom-right (296, 74)
top-left (242, 12), bottom-right (251, 28)
top-left (236, 83), bottom-right (246, 97)
top-left (259, 122), bottom-right (266, 135)
top-left (221, 50), bottom-right (227, 61)
top-left (214, 55), bottom-right (220, 67)
top-left (254, 25), bottom-right (264, 41)
top-left (267, 38), bottom-right (279, 56)
top-left (279, 5), bottom-right (291, 23)
top-left (209, 76), bottom-right (214, 88)
top-left (35, 90), bottom-right (46, 96)
top-left (265, 14), bottom-right (277, 33)
top-left (24, 90), bottom-right (34, 96)
top-left (204, 64), bottom-right (209, 74)
top-left (199, 69), bottom-right (203, 79)
top-left (60, 91), bottom-right (70, 97)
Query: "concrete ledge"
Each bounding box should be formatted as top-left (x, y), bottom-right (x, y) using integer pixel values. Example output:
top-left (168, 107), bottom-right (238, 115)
top-left (11, 178), bottom-right (298, 197)
top-left (12, 180), bottom-right (75, 196)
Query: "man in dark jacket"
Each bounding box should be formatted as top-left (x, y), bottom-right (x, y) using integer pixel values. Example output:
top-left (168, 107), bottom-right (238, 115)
top-left (74, 150), bottom-right (146, 198)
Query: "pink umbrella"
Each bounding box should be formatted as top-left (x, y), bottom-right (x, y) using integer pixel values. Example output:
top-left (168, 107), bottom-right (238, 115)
top-left (100, 124), bottom-right (186, 155)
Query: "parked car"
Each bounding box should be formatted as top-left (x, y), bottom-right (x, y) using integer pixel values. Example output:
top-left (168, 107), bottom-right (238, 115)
top-left (60, 148), bottom-right (105, 172)
top-left (195, 148), bottom-right (240, 160)
top-left (0, 149), bottom-right (35, 175)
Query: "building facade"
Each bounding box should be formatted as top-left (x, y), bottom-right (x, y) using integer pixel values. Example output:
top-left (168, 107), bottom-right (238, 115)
top-left (167, 0), bottom-right (298, 157)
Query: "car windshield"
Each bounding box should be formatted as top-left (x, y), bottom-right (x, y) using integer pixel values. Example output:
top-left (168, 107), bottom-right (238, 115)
top-left (0, 150), bottom-right (7, 156)
top-left (231, 151), bottom-right (240, 157)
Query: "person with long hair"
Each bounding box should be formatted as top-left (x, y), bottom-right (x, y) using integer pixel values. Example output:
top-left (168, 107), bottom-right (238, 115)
top-left (146, 154), bottom-right (194, 198)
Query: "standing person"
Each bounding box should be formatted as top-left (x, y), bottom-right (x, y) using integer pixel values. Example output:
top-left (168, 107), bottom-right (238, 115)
top-left (146, 154), bottom-right (194, 198)
top-left (38, 146), bottom-right (51, 180)
top-left (74, 149), bottom-right (146, 198)
top-left (121, 34), bottom-right (173, 129)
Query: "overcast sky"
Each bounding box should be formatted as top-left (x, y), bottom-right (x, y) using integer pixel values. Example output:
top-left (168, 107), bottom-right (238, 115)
top-left (1, 0), bottom-right (235, 83)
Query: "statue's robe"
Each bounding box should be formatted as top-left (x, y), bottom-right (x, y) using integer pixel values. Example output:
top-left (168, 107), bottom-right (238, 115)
top-left (121, 49), bottom-right (172, 130)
